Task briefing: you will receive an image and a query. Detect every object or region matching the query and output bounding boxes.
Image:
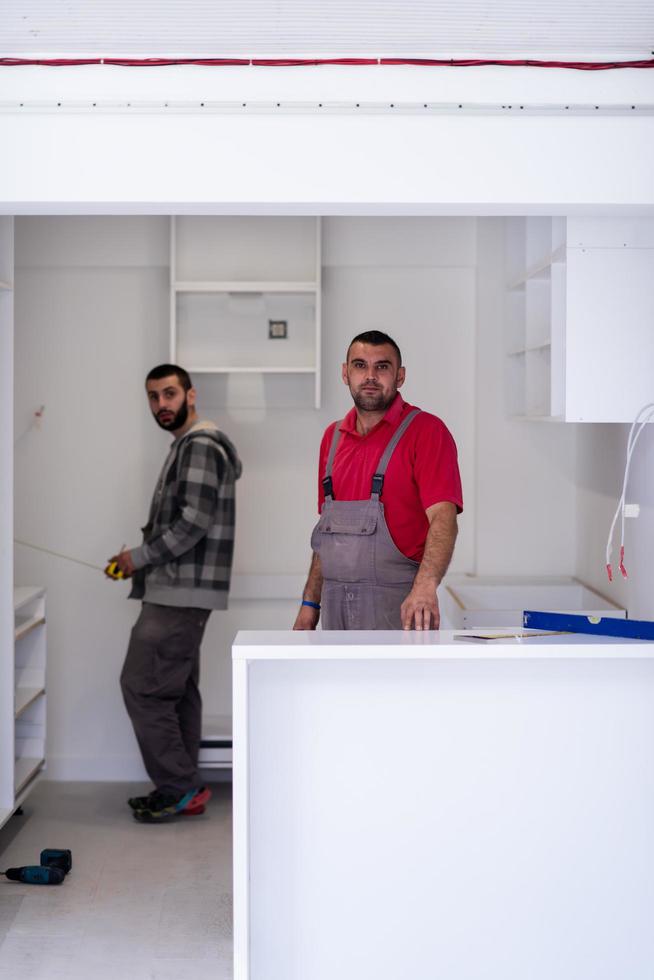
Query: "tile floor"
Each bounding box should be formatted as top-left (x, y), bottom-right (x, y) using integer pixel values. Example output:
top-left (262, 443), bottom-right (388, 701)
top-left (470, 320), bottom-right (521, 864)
top-left (0, 780), bottom-right (233, 979)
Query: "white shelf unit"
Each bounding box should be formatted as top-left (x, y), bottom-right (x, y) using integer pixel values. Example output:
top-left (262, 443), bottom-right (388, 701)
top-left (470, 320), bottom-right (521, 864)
top-left (0, 587), bottom-right (47, 830)
top-left (505, 217), bottom-right (654, 422)
top-left (170, 217), bottom-right (322, 408)
top-left (504, 217), bottom-right (566, 420)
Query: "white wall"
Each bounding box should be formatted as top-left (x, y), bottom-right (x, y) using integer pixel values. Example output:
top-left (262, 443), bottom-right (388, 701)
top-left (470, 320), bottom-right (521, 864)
top-left (14, 215), bottom-right (478, 779)
top-left (576, 422), bottom-right (654, 620)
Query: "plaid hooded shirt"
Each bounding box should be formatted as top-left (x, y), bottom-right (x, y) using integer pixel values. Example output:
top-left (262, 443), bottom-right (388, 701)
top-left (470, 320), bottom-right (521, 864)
top-left (129, 420), bottom-right (242, 611)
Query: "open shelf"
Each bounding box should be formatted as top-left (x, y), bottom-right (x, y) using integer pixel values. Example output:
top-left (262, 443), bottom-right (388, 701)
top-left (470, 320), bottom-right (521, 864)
top-left (174, 281), bottom-right (317, 293)
top-left (508, 342), bottom-right (552, 356)
top-left (506, 244), bottom-right (566, 291)
top-left (505, 218), bottom-right (564, 420)
top-left (15, 614), bottom-right (46, 642)
top-left (13, 586), bottom-right (45, 613)
top-left (170, 217), bottom-right (322, 408)
top-left (14, 756), bottom-right (44, 796)
top-left (15, 687), bottom-right (45, 718)
top-left (4, 585), bottom-right (47, 831)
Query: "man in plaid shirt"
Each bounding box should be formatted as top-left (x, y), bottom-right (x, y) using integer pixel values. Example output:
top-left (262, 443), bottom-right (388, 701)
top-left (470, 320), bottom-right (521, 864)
top-left (111, 364), bottom-right (242, 822)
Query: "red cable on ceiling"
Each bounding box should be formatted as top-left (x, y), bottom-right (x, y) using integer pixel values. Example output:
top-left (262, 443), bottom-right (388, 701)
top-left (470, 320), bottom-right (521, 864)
top-left (381, 57), bottom-right (654, 70)
top-left (0, 56), bottom-right (653, 70)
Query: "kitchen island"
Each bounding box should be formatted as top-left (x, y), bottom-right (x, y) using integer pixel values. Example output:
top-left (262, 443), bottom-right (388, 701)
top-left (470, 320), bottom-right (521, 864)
top-left (233, 629), bottom-right (654, 980)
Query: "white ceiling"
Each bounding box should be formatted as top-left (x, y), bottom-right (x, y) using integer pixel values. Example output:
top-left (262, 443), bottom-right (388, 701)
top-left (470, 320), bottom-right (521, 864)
top-left (2, 1), bottom-right (653, 58)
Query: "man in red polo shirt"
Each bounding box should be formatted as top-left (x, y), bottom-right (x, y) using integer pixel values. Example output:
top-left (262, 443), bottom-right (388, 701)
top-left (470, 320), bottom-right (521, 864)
top-left (293, 330), bottom-right (463, 631)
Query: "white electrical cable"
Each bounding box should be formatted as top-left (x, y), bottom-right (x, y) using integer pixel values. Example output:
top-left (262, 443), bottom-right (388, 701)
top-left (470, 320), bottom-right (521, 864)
top-left (605, 401), bottom-right (654, 581)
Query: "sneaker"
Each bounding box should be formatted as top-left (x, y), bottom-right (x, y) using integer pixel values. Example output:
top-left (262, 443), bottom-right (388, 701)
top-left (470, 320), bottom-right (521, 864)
top-left (180, 786), bottom-right (212, 816)
top-left (127, 791), bottom-right (156, 811)
top-left (128, 785), bottom-right (211, 813)
top-left (132, 786), bottom-right (211, 823)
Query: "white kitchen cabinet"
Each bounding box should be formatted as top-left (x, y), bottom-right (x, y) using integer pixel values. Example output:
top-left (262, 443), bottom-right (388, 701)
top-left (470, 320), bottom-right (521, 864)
top-left (170, 216), bottom-right (322, 408)
top-left (505, 217), bottom-right (654, 422)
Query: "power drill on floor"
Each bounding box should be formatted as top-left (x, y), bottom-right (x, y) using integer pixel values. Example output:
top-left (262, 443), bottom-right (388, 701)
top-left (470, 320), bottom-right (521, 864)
top-left (1, 848), bottom-right (72, 885)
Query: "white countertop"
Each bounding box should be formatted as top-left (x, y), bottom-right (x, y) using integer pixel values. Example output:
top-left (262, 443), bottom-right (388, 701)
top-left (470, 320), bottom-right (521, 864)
top-left (233, 628), bottom-right (652, 660)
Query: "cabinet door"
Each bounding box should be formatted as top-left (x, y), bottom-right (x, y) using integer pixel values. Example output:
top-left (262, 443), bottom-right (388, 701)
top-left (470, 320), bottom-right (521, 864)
top-left (565, 248), bottom-right (654, 423)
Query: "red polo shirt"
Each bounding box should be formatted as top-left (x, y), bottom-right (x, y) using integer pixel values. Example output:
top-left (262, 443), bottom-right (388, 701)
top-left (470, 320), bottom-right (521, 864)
top-left (318, 394), bottom-right (463, 563)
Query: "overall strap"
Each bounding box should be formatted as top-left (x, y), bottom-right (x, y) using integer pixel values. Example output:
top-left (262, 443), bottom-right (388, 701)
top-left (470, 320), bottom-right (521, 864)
top-left (370, 409), bottom-right (421, 499)
top-left (321, 422), bottom-right (344, 500)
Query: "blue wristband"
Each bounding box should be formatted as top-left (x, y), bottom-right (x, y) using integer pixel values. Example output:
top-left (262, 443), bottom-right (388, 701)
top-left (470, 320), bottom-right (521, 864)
top-left (302, 599), bottom-right (321, 610)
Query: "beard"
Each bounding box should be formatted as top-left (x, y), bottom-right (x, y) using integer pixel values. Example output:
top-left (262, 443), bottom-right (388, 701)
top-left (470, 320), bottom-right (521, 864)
top-left (155, 397), bottom-right (189, 431)
top-left (351, 384), bottom-right (397, 413)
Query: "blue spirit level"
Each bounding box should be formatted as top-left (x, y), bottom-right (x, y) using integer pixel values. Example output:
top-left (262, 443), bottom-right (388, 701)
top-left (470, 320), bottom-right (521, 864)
top-left (523, 610), bottom-right (654, 641)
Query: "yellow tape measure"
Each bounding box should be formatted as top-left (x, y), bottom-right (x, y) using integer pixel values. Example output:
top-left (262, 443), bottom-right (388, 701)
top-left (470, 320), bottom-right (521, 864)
top-left (104, 561), bottom-right (126, 581)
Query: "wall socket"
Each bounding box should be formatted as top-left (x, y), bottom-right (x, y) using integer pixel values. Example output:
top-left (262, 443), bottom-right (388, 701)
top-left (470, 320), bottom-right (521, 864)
top-left (268, 320), bottom-right (288, 339)
top-left (624, 503), bottom-right (640, 518)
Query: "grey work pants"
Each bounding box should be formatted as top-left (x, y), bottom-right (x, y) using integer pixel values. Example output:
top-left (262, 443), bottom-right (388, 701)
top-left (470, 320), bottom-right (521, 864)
top-left (120, 602), bottom-right (210, 795)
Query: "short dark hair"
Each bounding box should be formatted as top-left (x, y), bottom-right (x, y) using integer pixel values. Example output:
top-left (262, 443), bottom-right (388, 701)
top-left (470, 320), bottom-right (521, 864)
top-left (146, 364), bottom-right (192, 392)
top-left (347, 330), bottom-right (402, 366)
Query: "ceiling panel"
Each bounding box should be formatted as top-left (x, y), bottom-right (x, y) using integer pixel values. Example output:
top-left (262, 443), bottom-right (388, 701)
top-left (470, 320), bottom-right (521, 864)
top-left (2, 1), bottom-right (653, 58)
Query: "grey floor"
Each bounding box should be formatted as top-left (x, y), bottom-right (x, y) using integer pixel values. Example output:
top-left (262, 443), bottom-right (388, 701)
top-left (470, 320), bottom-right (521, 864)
top-left (0, 780), bottom-right (233, 980)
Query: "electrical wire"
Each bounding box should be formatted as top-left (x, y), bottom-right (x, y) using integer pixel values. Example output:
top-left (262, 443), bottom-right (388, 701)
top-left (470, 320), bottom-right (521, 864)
top-left (0, 57), bottom-right (653, 70)
top-left (605, 402), bottom-right (654, 582)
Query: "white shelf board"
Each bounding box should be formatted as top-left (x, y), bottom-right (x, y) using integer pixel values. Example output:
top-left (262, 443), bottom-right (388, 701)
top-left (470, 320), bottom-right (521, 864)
top-left (13, 586), bottom-right (45, 613)
top-left (174, 281), bottom-right (317, 293)
top-left (14, 614), bottom-right (45, 642)
top-left (15, 687), bottom-right (45, 719)
top-left (187, 365), bottom-right (316, 374)
top-left (0, 807), bottom-right (14, 832)
top-left (509, 413), bottom-right (564, 422)
top-left (507, 244), bottom-right (566, 291)
top-left (508, 343), bottom-right (552, 356)
top-left (14, 757), bottom-right (44, 796)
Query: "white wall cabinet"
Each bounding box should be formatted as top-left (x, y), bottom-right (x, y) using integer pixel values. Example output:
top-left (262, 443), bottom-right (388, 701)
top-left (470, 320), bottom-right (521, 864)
top-left (505, 217), bottom-right (654, 422)
top-left (170, 216), bottom-right (322, 408)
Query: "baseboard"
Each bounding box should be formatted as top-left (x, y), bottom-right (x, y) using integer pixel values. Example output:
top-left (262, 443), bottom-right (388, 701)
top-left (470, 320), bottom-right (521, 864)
top-left (43, 756), bottom-right (234, 783)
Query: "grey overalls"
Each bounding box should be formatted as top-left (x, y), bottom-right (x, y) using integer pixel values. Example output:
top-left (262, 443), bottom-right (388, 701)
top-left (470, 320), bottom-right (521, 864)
top-left (311, 409), bottom-right (421, 629)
